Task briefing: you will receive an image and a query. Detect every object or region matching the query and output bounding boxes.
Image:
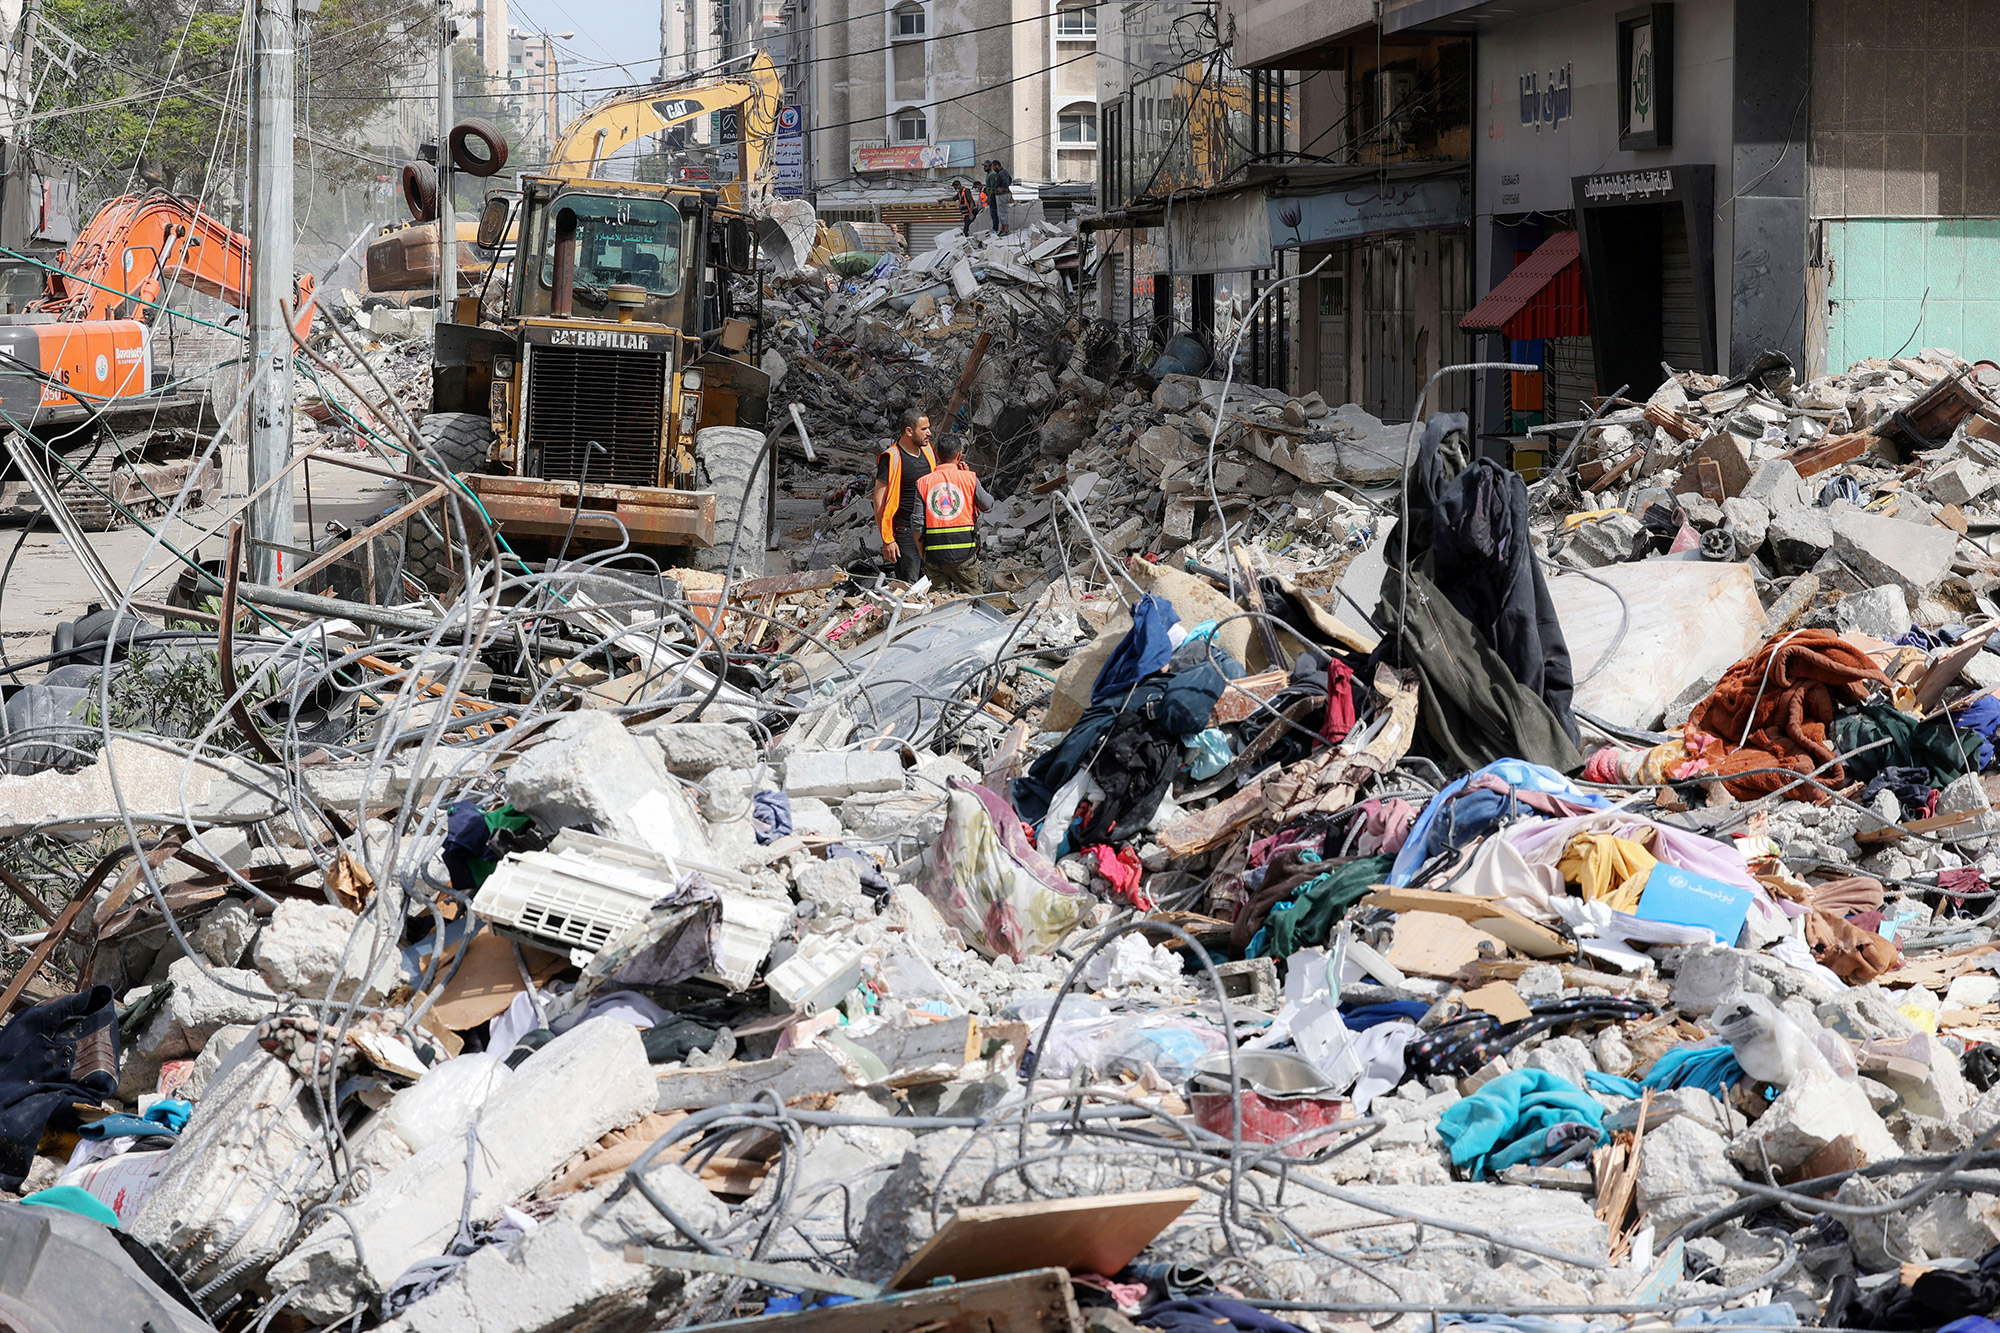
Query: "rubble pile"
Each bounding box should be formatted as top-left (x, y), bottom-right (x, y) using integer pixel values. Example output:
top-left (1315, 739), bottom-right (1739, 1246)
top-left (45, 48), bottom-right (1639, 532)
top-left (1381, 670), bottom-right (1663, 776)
top-left (27, 242), bottom-right (2000, 1333)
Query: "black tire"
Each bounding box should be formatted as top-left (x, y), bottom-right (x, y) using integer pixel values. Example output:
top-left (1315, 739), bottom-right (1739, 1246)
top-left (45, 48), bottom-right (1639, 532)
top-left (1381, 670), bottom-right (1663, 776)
top-left (404, 412), bottom-right (495, 595)
top-left (449, 119), bottom-right (510, 177)
top-left (692, 425), bottom-right (768, 574)
top-left (402, 162), bottom-right (438, 222)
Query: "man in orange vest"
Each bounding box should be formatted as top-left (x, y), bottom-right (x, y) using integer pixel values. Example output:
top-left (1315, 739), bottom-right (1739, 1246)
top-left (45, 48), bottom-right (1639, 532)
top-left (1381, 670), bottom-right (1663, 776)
top-left (915, 433), bottom-right (994, 594)
top-left (873, 407), bottom-right (936, 582)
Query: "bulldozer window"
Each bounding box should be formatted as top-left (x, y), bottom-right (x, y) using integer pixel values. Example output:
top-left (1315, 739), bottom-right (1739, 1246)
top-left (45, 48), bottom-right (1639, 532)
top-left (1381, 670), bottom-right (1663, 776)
top-left (539, 194), bottom-right (683, 299)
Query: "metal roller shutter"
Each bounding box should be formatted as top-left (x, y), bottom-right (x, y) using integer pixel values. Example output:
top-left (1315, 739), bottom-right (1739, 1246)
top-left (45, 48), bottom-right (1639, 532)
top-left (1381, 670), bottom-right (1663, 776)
top-left (1543, 336), bottom-right (1598, 422)
top-left (908, 220), bottom-right (957, 254)
top-left (1661, 208), bottom-right (1706, 373)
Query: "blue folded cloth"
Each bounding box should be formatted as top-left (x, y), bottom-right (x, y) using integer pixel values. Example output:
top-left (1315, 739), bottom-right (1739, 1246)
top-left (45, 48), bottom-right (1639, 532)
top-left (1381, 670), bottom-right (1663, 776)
top-left (77, 1098), bottom-right (191, 1141)
top-left (1585, 1070), bottom-right (1644, 1098)
top-left (1436, 1068), bottom-right (1606, 1179)
top-left (1640, 1045), bottom-right (1743, 1097)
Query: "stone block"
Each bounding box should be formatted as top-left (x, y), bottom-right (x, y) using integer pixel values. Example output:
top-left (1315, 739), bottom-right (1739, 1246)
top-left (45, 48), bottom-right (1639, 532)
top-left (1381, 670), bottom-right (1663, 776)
top-left (183, 1024), bottom-right (255, 1102)
top-left (632, 720), bottom-right (758, 777)
top-left (1833, 584), bottom-right (1913, 640)
top-left (269, 1018), bottom-right (659, 1323)
top-left (130, 1048), bottom-right (339, 1305)
top-left (1519, 1035), bottom-right (1596, 1090)
top-left (1740, 459), bottom-right (1808, 512)
top-left (502, 711), bottom-right (669, 841)
top-left (190, 900), bottom-right (258, 968)
top-left (1720, 496), bottom-right (1771, 557)
top-left (251, 899), bottom-right (399, 1003)
top-left (781, 750), bottom-right (905, 800)
top-left (1686, 433), bottom-right (1754, 498)
top-left (1928, 459), bottom-right (2000, 507)
top-left (1670, 945), bottom-right (1841, 1015)
top-left (1153, 376), bottom-right (1197, 413)
top-left (1830, 509), bottom-right (1958, 601)
top-left (1634, 1116), bottom-right (1739, 1233)
top-left (133, 957), bottom-right (276, 1062)
top-left (1726, 1071), bottom-right (1901, 1175)
top-left (1677, 493), bottom-right (1724, 530)
top-left (1563, 512), bottom-right (1647, 568)
top-left (1766, 506), bottom-right (1835, 572)
top-left (1938, 772), bottom-right (2000, 853)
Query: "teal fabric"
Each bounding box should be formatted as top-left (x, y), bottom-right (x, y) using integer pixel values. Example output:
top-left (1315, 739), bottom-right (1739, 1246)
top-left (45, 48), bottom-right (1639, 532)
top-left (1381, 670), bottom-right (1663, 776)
top-left (1585, 1070), bottom-right (1643, 1098)
top-left (21, 1184), bottom-right (118, 1227)
top-left (1436, 1068), bottom-right (1606, 1179)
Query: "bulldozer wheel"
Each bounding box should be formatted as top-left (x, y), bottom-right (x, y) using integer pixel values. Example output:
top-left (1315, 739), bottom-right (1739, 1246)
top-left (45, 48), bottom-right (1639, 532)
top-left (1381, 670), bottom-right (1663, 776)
top-left (449, 119), bottom-right (510, 177)
top-left (692, 425), bottom-right (769, 575)
top-left (403, 412), bottom-right (495, 596)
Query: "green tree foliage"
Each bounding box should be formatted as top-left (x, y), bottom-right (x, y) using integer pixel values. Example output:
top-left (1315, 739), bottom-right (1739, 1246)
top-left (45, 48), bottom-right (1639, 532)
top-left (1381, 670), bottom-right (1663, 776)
top-left (30, 0), bottom-right (425, 199)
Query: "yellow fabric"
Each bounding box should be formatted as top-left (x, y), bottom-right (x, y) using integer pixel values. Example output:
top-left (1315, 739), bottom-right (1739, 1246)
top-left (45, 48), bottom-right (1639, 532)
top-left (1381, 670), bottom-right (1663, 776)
top-left (1557, 831), bottom-right (1658, 914)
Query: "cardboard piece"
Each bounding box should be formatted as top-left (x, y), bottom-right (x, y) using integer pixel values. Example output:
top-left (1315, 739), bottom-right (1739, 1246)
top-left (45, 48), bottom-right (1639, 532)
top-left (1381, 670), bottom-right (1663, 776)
top-left (424, 929), bottom-right (570, 1031)
top-left (1359, 887), bottom-right (1569, 959)
top-left (890, 1188), bottom-right (1200, 1289)
top-left (1462, 981), bottom-right (1533, 1024)
top-left (1633, 864), bottom-right (1756, 946)
top-left (1382, 911), bottom-right (1508, 979)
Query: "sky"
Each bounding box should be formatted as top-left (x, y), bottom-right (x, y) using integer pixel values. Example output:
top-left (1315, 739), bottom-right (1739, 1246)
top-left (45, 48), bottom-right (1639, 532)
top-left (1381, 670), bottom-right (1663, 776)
top-left (506, 0), bottom-right (663, 96)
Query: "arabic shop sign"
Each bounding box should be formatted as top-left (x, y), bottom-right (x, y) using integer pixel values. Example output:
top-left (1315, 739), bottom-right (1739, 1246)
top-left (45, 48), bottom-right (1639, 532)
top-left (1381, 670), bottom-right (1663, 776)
top-left (1582, 168), bottom-right (1674, 201)
top-left (1519, 62), bottom-right (1572, 133)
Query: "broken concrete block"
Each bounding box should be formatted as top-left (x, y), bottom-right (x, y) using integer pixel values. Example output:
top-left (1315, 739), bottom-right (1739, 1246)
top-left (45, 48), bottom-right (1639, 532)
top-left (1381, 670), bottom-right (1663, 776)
top-left (1937, 772), bottom-right (2000, 853)
top-left (380, 1171), bottom-right (726, 1332)
top-left (501, 711), bottom-right (693, 852)
top-left (191, 900), bottom-right (259, 968)
top-left (781, 750), bottom-right (904, 800)
top-left (1152, 377), bottom-right (1197, 413)
top-left (1677, 492), bottom-right (1724, 530)
top-left (1671, 945), bottom-right (1841, 1015)
top-left (269, 1017), bottom-right (659, 1323)
top-left (1686, 433), bottom-right (1754, 497)
top-left (1739, 459), bottom-right (1807, 512)
top-left (1766, 506), bottom-right (1834, 571)
top-left (182, 1024), bottom-right (255, 1102)
top-left (1929, 459), bottom-right (2000, 507)
top-left (633, 720), bottom-right (758, 777)
top-left (1726, 1071), bottom-right (1901, 1174)
top-left (1720, 496), bottom-right (1771, 556)
top-left (0, 738), bottom-right (279, 837)
top-left (251, 899), bottom-right (399, 1002)
top-left (1830, 509), bottom-right (1957, 601)
top-left (129, 1047), bottom-right (340, 1305)
top-left (1833, 584), bottom-right (1912, 640)
top-left (1562, 512), bottom-right (1646, 567)
top-left (1635, 1115), bottom-right (1739, 1233)
top-left (133, 957), bottom-right (276, 1062)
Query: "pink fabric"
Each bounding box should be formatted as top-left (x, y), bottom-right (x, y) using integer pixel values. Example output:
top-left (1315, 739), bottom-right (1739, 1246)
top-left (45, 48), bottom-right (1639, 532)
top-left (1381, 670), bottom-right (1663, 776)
top-left (1322, 660), bottom-right (1357, 744)
top-left (1581, 747), bottom-right (1626, 784)
top-left (1070, 1274), bottom-right (1150, 1312)
top-left (1355, 797), bottom-right (1418, 856)
top-left (1247, 827), bottom-right (1324, 870)
top-left (1086, 843), bottom-right (1153, 911)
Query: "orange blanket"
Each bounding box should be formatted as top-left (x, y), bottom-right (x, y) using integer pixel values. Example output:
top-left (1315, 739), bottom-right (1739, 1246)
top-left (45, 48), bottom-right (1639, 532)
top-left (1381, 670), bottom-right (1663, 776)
top-left (1683, 629), bottom-right (1888, 802)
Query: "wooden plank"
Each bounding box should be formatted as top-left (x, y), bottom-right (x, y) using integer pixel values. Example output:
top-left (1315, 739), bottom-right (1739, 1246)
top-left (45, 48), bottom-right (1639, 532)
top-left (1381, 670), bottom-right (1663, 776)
top-left (1855, 808), bottom-right (1979, 848)
top-left (890, 1189), bottom-right (1200, 1289)
top-left (1696, 457), bottom-right (1726, 503)
top-left (1780, 432), bottom-right (1871, 478)
top-left (692, 1268), bottom-right (1083, 1333)
top-left (1359, 887), bottom-right (1569, 959)
top-left (1586, 449), bottom-right (1644, 495)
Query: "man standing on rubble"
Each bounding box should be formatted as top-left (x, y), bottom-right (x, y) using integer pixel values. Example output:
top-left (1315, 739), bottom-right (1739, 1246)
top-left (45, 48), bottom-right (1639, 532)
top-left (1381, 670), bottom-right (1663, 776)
top-left (984, 160), bottom-right (1012, 235)
top-left (916, 433), bottom-right (993, 594)
top-left (954, 179), bottom-right (979, 236)
top-left (874, 408), bottom-right (937, 583)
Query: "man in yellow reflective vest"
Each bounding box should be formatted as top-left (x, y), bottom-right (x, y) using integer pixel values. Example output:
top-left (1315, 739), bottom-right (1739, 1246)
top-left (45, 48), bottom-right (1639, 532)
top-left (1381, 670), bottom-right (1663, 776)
top-left (873, 408), bottom-right (936, 582)
top-left (914, 434), bottom-right (994, 594)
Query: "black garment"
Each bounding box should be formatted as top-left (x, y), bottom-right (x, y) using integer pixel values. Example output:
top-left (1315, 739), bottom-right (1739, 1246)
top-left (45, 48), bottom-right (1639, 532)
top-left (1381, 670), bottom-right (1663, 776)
top-left (890, 517), bottom-right (922, 581)
top-left (1140, 1298), bottom-right (1312, 1333)
top-left (642, 1017), bottom-right (723, 1065)
top-left (1078, 711), bottom-right (1179, 844)
top-left (0, 986), bottom-right (119, 1190)
top-left (1368, 565), bottom-right (1584, 776)
top-left (1964, 1043), bottom-right (2000, 1093)
top-left (1827, 1238), bottom-right (2000, 1329)
top-left (1416, 427), bottom-right (1579, 744)
top-left (874, 444), bottom-right (933, 529)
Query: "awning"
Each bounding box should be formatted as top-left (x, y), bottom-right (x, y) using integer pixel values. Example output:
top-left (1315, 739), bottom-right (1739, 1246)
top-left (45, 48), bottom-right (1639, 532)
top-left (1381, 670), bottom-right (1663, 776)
top-left (1459, 230), bottom-right (1589, 340)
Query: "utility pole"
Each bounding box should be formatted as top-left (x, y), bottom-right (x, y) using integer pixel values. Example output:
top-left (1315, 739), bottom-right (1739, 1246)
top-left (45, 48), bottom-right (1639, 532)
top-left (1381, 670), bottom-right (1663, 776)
top-left (246, 0), bottom-right (295, 585)
top-left (437, 0), bottom-right (457, 324)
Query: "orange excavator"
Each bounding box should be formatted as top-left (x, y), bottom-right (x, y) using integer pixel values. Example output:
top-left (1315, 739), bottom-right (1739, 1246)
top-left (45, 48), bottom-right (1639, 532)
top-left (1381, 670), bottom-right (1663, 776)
top-left (0, 191), bottom-right (319, 529)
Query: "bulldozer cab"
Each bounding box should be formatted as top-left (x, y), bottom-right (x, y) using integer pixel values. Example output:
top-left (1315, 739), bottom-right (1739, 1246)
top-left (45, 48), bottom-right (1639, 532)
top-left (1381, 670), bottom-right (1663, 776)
top-left (421, 173), bottom-right (771, 570)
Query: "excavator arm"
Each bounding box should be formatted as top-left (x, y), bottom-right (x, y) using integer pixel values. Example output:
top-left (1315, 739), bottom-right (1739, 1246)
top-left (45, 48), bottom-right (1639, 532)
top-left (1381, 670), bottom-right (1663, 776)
top-left (33, 191), bottom-right (316, 338)
top-left (550, 51), bottom-right (783, 197)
